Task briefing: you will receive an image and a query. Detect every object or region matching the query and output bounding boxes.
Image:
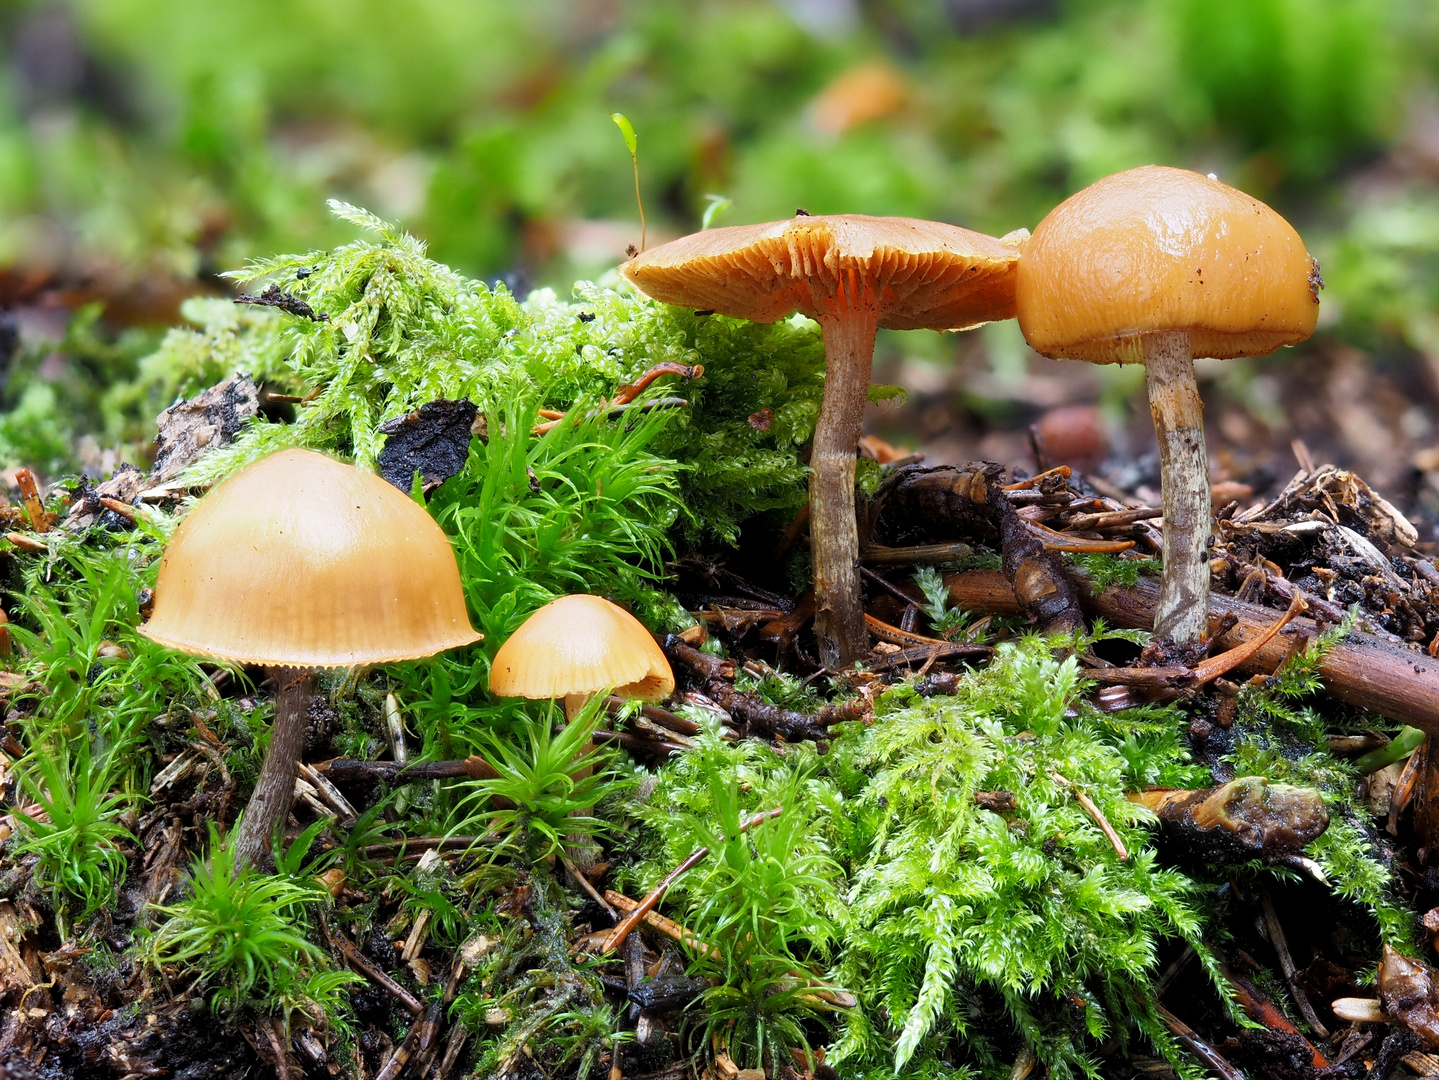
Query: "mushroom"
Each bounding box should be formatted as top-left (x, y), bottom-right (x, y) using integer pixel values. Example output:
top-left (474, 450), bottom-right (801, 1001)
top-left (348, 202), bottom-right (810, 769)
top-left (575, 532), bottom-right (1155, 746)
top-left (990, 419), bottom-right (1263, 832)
top-left (490, 594), bottom-right (674, 866)
top-left (621, 214), bottom-right (1021, 666)
top-left (140, 448), bottom-right (480, 869)
top-left (490, 593), bottom-right (674, 719)
top-left (1016, 166), bottom-right (1320, 645)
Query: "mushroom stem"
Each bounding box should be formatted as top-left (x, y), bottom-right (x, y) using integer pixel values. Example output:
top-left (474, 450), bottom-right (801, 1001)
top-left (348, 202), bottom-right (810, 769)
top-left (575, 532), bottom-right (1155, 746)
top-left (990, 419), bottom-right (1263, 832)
top-left (233, 666), bottom-right (314, 871)
top-left (1145, 330), bottom-right (1211, 646)
top-left (562, 691), bottom-right (600, 870)
top-left (812, 299), bottom-right (880, 667)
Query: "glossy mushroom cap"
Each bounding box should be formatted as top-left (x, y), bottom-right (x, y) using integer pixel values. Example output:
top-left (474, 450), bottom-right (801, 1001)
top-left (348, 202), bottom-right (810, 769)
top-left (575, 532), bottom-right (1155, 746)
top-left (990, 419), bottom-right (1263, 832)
top-left (139, 448), bottom-right (480, 668)
top-left (1017, 165), bottom-right (1321, 365)
top-left (489, 594), bottom-right (674, 702)
top-left (620, 214), bottom-right (1020, 331)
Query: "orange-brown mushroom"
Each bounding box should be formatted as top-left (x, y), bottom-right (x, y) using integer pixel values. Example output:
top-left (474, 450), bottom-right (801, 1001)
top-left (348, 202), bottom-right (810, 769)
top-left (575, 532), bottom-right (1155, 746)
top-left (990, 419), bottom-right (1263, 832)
top-left (622, 214), bottom-right (1020, 666)
top-left (1017, 166), bottom-right (1320, 645)
top-left (140, 448), bottom-right (480, 868)
top-left (490, 594), bottom-right (674, 718)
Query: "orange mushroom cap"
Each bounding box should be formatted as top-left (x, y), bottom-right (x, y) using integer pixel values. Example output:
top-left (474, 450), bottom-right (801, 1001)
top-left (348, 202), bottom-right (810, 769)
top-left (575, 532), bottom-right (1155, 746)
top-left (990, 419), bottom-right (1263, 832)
top-left (620, 213), bottom-right (1020, 331)
top-left (489, 594), bottom-right (674, 702)
top-left (1016, 165), bottom-right (1321, 365)
top-left (139, 448), bottom-right (480, 668)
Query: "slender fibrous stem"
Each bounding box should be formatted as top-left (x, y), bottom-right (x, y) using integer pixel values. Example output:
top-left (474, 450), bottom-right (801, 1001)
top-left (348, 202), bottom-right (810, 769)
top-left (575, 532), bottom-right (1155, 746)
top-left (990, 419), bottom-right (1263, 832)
top-left (233, 666), bottom-right (313, 871)
top-left (1145, 330), bottom-right (1211, 646)
top-left (812, 283), bottom-right (880, 667)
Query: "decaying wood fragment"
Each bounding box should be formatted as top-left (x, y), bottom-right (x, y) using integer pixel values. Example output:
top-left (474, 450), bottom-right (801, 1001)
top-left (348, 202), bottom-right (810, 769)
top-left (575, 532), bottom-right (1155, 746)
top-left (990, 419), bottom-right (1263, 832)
top-left (1130, 777), bottom-right (1329, 861)
top-left (871, 463), bottom-right (1083, 635)
top-left (14, 467), bottom-right (47, 532)
top-left (1379, 944), bottom-right (1439, 1048)
top-left (150, 373), bottom-right (260, 482)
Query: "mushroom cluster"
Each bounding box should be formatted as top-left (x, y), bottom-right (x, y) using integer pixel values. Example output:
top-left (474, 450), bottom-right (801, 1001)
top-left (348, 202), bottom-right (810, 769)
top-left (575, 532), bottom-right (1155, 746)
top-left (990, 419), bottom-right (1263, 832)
top-left (140, 448), bottom-right (480, 868)
top-left (624, 168), bottom-right (1318, 650)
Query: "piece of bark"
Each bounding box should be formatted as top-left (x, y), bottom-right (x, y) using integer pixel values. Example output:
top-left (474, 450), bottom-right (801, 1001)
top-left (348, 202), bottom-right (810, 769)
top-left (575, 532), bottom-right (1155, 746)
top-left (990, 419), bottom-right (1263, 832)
top-left (871, 463), bottom-right (1082, 634)
top-left (1379, 945), bottom-right (1439, 1049)
top-left (377, 399), bottom-right (478, 492)
top-left (1130, 777), bottom-right (1329, 862)
top-left (151, 373), bottom-right (260, 482)
top-left (940, 568), bottom-right (1439, 734)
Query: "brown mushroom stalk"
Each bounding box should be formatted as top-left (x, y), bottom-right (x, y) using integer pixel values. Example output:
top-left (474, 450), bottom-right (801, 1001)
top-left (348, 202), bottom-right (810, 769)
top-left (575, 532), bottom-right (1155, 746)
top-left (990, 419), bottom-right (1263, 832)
top-left (1145, 331), bottom-right (1210, 643)
top-left (622, 215), bottom-right (1020, 667)
top-left (1017, 166), bottom-right (1320, 646)
top-left (811, 297), bottom-right (880, 660)
top-left (140, 448), bottom-right (481, 871)
top-left (237, 667), bottom-right (314, 867)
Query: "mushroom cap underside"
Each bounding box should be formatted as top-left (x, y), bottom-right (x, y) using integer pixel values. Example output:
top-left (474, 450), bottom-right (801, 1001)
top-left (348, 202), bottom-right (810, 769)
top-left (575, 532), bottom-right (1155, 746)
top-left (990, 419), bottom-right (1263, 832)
top-left (1016, 165), bottom-right (1320, 365)
top-left (139, 448), bottom-right (481, 668)
top-left (621, 213), bottom-right (1020, 331)
top-left (489, 594), bottom-right (675, 702)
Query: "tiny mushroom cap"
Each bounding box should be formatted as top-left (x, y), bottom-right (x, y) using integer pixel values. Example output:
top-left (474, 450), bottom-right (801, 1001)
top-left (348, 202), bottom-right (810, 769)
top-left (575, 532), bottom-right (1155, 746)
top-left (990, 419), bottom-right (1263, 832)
top-left (1016, 165), bottom-right (1320, 364)
top-left (489, 594), bottom-right (674, 703)
top-left (139, 447), bottom-right (480, 668)
top-left (621, 214), bottom-right (1022, 668)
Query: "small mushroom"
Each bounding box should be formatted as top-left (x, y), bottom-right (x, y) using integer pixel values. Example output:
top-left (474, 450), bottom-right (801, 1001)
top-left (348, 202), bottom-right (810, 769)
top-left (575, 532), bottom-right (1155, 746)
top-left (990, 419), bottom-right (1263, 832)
top-left (1017, 166), bottom-right (1319, 645)
top-left (490, 594), bottom-right (674, 867)
top-left (622, 215), bottom-right (1021, 665)
top-left (489, 594), bottom-right (674, 719)
top-left (140, 448), bottom-right (480, 869)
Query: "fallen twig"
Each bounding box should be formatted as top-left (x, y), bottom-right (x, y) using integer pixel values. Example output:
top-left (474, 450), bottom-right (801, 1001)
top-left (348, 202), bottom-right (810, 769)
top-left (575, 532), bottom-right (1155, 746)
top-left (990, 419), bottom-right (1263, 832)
top-left (325, 921), bottom-right (423, 1016)
top-left (866, 643), bottom-right (992, 673)
top-left (1050, 770), bottom-right (1127, 860)
top-left (602, 807), bottom-right (782, 953)
top-left (1260, 887), bottom-right (1328, 1038)
top-left (661, 635), bottom-right (867, 742)
top-left (1155, 1004), bottom-right (1245, 1080)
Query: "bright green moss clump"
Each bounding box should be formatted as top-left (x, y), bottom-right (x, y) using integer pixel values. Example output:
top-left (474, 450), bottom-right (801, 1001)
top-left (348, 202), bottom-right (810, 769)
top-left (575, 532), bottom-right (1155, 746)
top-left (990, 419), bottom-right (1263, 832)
top-left (149, 202), bottom-right (826, 545)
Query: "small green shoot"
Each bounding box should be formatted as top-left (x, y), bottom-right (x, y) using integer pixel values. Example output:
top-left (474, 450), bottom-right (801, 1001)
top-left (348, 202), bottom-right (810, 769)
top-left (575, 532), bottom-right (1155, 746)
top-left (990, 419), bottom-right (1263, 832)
top-left (610, 112), bottom-right (645, 252)
top-left (145, 821), bottom-right (338, 1013)
top-left (14, 742), bottom-right (133, 916)
top-left (701, 193), bottom-right (732, 230)
top-left (450, 699), bottom-right (621, 862)
top-left (1354, 725), bottom-right (1425, 774)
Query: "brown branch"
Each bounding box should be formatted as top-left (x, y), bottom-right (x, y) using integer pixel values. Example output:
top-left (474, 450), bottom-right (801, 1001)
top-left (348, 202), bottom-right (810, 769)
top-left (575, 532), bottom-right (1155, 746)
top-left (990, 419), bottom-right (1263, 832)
top-left (941, 568), bottom-right (1439, 734)
top-left (326, 924), bottom-right (423, 1016)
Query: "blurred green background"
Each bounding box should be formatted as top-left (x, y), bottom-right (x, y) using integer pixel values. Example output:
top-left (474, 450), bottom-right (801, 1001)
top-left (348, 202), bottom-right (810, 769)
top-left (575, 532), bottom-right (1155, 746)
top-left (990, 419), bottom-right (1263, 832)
top-left (2, 0), bottom-right (1439, 502)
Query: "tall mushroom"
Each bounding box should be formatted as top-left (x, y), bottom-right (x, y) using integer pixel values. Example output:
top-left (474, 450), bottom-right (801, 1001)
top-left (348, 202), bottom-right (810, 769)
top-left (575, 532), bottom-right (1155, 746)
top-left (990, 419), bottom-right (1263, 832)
top-left (490, 593), bottom-right (674, 718)
top-left (140, 448), bottom-right (480, 869)
top-left (621, 214), bottom-right (1020, 667)
top-left (1016, 166), bottom-right (1320, 645)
